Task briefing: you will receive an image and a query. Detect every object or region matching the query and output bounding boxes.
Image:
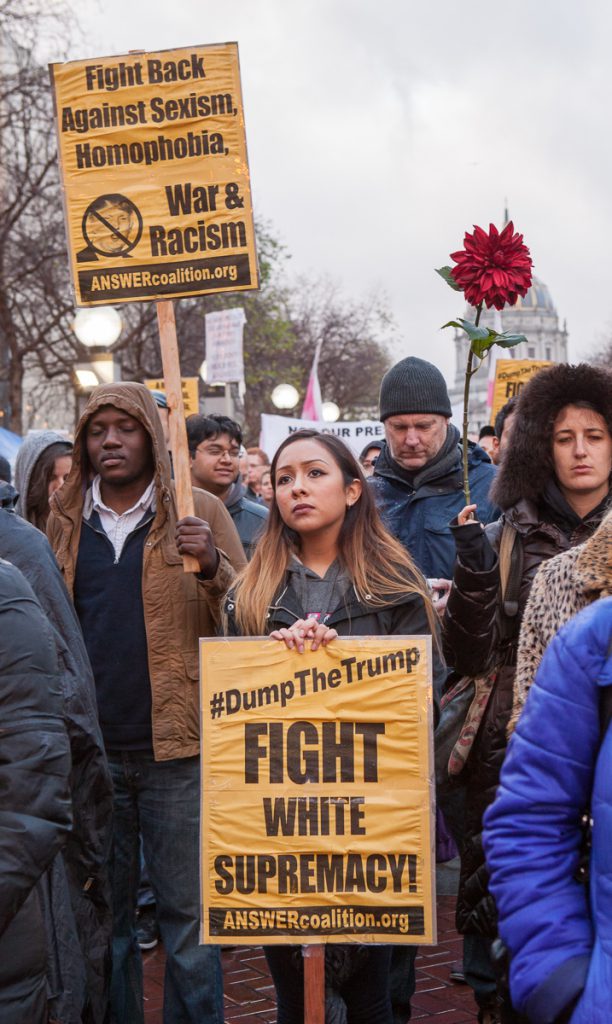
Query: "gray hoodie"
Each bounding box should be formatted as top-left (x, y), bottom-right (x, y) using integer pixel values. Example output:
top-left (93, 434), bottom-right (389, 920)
top-left (14, 430), bottom-right (71, 522)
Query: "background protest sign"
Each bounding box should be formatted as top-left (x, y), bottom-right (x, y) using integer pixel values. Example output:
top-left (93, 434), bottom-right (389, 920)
top-left (204, 307), bottom-right (246, 383)
top-left (144, 376), bottom-right (199, 415)
top-left (490, 358), bottom-right (551, 423)
top-left (50, 43), bottom-right (258, 306)
top-left (200, 636), bottom-right (436, 946)
top-left (260, 414), bottom-right (384, 461)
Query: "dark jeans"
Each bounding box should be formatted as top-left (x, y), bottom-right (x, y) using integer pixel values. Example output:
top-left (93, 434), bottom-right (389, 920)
top-left (108, 752), bottom-right (223, 1024)
top-left (389, 946), bottom-right (418, 1023)
top-left (265, 944), bottom-right (393, 1024)
top-left (437, 785), bottom-right (499, 1013)
top-left (137, 834), bottom-right (155, 909)
top-left (463, 933), bottom-right (497, 1008)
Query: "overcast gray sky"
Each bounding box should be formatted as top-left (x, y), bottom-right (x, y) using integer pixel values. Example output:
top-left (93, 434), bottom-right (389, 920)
top-left (71, 0), bottom-right (612, 387)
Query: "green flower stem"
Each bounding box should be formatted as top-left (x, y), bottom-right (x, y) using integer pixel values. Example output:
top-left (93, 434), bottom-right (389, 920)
top-left (462, 303), bottom-right (483, 506)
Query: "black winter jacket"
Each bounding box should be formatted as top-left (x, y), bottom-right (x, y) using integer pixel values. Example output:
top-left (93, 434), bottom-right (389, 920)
top-left (225, 574), bottom-right (448, 700)
top-left (442, 493), bottom-right (609, 936)
top-left (0, 503), bottom-right (113, 1024)
top-left (0, 559), bottom-right (72, 1023)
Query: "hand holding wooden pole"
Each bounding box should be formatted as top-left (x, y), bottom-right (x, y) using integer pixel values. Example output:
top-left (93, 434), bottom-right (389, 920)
top-left (156, 299), bottom-right (200, 573)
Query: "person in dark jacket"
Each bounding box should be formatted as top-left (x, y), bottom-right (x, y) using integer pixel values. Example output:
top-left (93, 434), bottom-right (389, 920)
top-left (187, 413), bottom-right (268, 559)
top-left (224, 429), bottom-right (445, 1024)
top-left (0, 558), bottom-right (72, 1024)
top-left (371, 356), bottom-right (498, 583)
top-left (47, 382), bottom-right (245, 1024)
top-left (370, 356), bottom-right (498, 1016)
top-left (0, 480), bottom-right (113, 1024)
top-left (359, 439), bottom-right (383, 477)
top-left (442, 362), bottom-right (612, 1023)
top-left (483, 596), bottom-right (612, 1024)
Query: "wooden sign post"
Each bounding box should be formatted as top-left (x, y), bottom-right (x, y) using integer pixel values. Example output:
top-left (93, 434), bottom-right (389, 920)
top-left (156, 299), bottom-right (199, 573)
top-left (303, 946), bottom-right (325, 1024)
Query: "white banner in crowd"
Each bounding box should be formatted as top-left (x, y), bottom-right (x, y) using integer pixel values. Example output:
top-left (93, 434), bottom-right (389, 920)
top-left (260, 414), bottom-right (384, 460)
top-left (204, 308), bottom-right (246, 384)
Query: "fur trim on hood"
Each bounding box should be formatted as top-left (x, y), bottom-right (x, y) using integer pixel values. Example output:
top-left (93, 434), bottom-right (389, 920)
top-left (491, 362), bottom-right (612, 509)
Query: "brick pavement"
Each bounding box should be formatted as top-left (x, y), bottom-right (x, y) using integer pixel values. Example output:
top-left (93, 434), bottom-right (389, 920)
top-left (143, 893), bottom-right (477, 1022)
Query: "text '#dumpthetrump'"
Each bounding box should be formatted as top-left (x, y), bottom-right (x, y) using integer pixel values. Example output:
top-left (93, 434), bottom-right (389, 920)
top-left (208, 647), bottom-right (421, 720)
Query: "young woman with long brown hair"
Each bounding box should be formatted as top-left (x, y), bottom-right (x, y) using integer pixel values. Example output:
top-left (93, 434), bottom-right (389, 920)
top-left (14, 431), bottom-right (73, 531)
top-left (225, 429), bottom-right (445, 1024)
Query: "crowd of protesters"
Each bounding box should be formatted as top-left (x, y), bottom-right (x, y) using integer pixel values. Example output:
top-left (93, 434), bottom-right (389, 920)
top-left (0, 353), bottom-right (610, 1024)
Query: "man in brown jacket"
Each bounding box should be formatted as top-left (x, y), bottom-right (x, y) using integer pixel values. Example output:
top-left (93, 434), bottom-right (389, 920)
top-left (48, 382), bottom-right (245, 1024)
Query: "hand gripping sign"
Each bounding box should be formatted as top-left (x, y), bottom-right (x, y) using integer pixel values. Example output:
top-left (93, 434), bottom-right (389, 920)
top-left (50, 44), bottom-right (259, 570)
top-left (199, 636), bottom-right (436, 947)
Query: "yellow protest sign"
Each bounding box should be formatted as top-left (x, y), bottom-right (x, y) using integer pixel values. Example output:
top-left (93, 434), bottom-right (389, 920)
top-left (490, 359), bottom-right (552, 424)
top-left (200, 637), bottom-right (436, 946)
top-left (50, 43), bottom-right (258, 306)
top-left (144, 376), bottom-right (199, 416)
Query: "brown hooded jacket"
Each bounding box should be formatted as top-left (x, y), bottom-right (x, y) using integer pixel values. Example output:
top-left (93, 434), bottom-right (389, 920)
top-left (47, 382), bottom-right (246, 761)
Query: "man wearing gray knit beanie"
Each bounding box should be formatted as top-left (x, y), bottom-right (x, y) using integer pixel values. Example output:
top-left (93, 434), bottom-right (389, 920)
top-left (371, 356), bottom-right (498, 583)
top-left (371, 356), bottom-right (499, 1024)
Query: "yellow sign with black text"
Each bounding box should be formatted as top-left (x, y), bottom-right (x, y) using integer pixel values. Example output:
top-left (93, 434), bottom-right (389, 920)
top-left (199, 637), bottom-right (436, 945)
top-left (490, 359), bottom-right (552, 423)
top-left (50, 43), bottom-right (258, 306)
top-left (144, 377), bottom-right (199, 416)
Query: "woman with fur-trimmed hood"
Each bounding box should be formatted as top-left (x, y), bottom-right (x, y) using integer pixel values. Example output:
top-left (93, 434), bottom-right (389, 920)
top-left (440, 362), bottom-right (612, 1024)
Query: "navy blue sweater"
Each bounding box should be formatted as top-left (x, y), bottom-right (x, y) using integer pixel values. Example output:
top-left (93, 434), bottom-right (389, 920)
top-left (74, 512), bottom-right (153, 750)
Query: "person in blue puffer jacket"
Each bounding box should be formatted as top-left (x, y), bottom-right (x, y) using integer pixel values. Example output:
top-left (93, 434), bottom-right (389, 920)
top-left (483, 596), bottom-right (612, 1024)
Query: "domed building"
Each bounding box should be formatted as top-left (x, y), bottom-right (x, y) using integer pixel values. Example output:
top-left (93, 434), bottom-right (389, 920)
top-left (448, 274), bottom-right (569, 431)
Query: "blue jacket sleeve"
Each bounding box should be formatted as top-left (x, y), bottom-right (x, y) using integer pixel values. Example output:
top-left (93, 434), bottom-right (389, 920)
top-left (483, 602), bottom-right (612, 1023)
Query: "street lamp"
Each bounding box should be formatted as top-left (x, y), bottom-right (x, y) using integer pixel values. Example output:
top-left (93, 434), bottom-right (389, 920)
top-left (72, 306), bottom-right (123, 426)
top-left (73, 306), bottom-right (123, 388)
top-left (321, 401), bottom-right (340, 423)
top-left (271, 383), bottom-right (299, 411)
top-left (73, 306), bottom-right (122, 349)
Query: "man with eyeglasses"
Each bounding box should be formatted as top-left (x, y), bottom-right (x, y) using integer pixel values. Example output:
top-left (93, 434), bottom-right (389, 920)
top-left (186, 414), bottom-right (268, 560)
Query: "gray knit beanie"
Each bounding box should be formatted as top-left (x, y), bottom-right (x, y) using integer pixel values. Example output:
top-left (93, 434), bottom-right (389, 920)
top-left (379, 357), bottom-right (452, 421)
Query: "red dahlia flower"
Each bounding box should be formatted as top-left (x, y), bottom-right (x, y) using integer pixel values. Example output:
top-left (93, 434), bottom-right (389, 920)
top-left (450, 221), bottom-right (533, 311)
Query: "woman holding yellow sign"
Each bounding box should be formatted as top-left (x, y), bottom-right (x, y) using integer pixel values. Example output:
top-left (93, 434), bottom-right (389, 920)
top-left (224, 429), bottom-right (444, 1024)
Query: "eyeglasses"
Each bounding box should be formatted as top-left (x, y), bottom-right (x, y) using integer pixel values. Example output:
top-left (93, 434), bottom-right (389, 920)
top-left (195, 444), bottom-right (240, 460)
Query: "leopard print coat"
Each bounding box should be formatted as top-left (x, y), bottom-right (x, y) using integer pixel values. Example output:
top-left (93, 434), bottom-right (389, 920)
top-left (510, 506), bottom-right (612, 734)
